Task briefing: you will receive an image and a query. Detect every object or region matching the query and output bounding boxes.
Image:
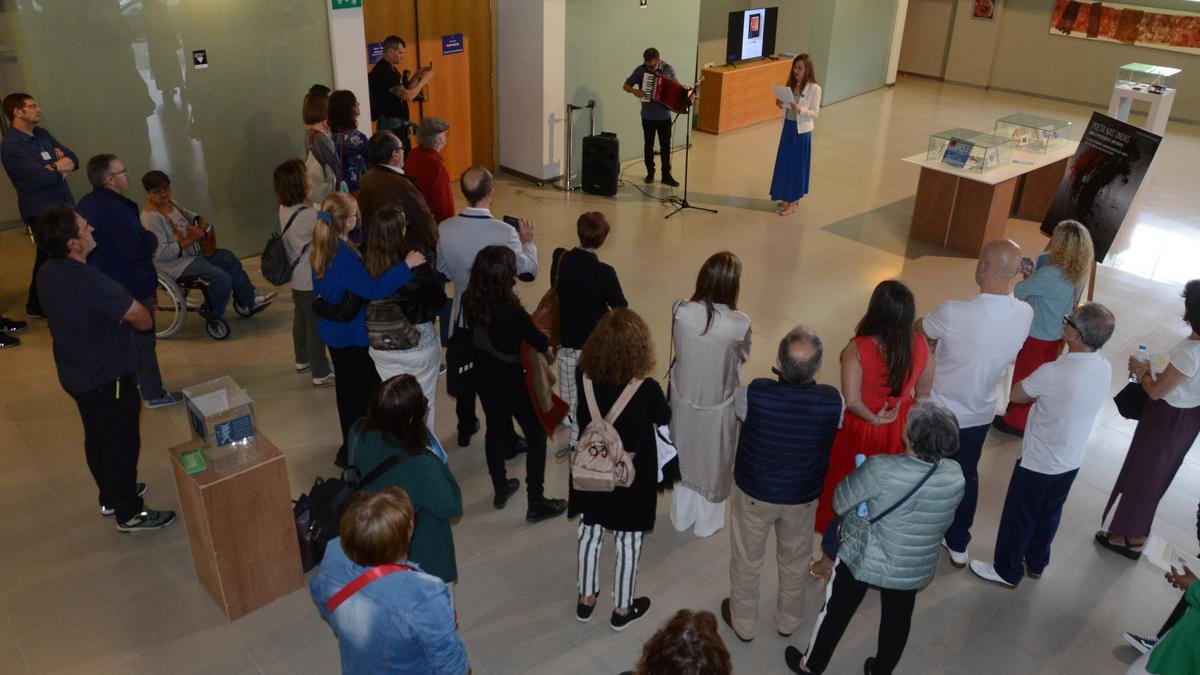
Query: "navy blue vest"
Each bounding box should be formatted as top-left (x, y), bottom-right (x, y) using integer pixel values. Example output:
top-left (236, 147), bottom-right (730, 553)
top-left (734, 378), bottom-right (843, 505)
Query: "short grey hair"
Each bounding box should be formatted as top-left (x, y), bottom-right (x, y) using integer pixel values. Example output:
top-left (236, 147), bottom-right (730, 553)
top-left (905, 402), bottom-right (960, 462)
top-left (1072, 302), bottom-right (1115, 351)
top-left (777, 326), bottom-right (822, 384)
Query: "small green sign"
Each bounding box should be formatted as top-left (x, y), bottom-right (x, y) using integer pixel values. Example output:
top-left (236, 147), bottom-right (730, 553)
top-left (181, 449), bottom-right (208, 475)
top-left (332, 0), bottom-right (362, 9)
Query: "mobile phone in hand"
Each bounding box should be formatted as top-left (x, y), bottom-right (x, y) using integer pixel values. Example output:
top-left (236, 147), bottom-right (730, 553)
top-left (502, 215), bottom-right (520, 230)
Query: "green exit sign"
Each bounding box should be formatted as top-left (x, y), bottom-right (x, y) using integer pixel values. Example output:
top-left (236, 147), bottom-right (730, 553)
top-left (332, 0), bottom-right (362, 8)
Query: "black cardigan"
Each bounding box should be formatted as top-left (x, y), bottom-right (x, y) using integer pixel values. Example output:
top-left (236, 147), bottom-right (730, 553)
top-left (567, 375), bottom-right (670, 532)
top-left (550, 247), bottom-right (627, 349)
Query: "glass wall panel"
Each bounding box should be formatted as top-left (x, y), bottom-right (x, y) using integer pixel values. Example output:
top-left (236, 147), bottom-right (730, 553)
top-left (1, 0), bottom-right (333, 254)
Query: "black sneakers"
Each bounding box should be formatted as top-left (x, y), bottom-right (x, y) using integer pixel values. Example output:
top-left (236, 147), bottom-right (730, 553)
top-left (117, 509), bottom-right (176, 532)
top-left (0, 333), bottom-right (18, 349)
top-left (0, 317), bottom-right (27, 334)
top-left (661, 174), bottom-right (680, 187)
top-left (100, 482), bottom-right (148, 516)
top-left (610, 597), bottom-right (650, 631)
top-left (643, 173), bottom-right (654, 184)
top-left (493, 478), bottom-right (520, 509)
top-left (1123, 632), bottom-right (1158, 655)
top-left (576, 596), bottom-right (596, 623)
top-left (526, 497), bottom-right (566, 523)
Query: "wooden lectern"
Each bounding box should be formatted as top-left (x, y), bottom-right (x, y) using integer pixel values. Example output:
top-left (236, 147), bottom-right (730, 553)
top-left (169, 434), bottom-right (303, 620)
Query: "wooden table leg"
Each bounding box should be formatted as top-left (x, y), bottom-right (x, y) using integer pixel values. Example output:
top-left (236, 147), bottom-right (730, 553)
top-left (910, 167), bottom-right (959, 247)
top-left (1016, 157), bottom-right (1069, 221)
top-left (946, 176), bottom-right (1018, 257)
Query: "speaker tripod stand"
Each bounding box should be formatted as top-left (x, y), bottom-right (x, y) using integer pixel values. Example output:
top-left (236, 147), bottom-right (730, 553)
top-left (665, 79), bottom-right (716, 220)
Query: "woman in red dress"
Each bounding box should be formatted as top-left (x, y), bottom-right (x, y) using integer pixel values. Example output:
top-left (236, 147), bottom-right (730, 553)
top-left (811, 280), bottom-right (933, 578)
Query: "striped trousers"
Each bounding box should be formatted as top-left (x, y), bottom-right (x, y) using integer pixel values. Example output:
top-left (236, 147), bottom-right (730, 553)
top-left (577, 521), bottom-right (644, 610)
top-left (558, 347), bottom-right (581, 444)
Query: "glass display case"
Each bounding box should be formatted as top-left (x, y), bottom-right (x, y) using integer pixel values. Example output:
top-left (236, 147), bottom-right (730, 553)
top-left (1116, 63), bottom-right (1181, 95)
top-left (994, 113), bottom-right (1072, 154)
top-left (927, 128), bottom-right (1013, 173)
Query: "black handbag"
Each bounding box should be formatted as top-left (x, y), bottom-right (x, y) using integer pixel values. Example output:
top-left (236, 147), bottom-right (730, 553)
top-left (293, 451), bottom-right (406, 571)
top-left (1113, 381), bottom-right (1149, 420)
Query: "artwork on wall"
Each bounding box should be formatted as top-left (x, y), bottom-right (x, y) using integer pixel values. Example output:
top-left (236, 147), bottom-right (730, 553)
top-left (1051, 0), bottom-right (1200, 55)
top-left (973, 0), bottom-right (996, 21)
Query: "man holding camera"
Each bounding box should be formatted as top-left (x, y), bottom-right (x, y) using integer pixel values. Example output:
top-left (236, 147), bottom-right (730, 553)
top-left (368, 35), bottom-right (433, 156)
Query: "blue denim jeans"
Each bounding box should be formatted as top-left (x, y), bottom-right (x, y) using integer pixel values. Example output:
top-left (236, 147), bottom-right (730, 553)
top-left (180, 249), bottom-right (255, 319)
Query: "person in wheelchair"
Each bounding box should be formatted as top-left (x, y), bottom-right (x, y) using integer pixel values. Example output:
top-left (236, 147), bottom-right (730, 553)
top-left (139, 170), bottom-right (276, 320)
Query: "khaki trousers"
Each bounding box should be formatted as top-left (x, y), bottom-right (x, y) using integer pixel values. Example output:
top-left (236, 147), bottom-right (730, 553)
top-left (729, 485), bottom-right (816, 639)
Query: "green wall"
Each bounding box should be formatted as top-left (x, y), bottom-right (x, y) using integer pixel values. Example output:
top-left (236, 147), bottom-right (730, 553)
top-left (565, 0), bottom-right (702, 166)
top-left (810, 0), bottom-right (898, 105)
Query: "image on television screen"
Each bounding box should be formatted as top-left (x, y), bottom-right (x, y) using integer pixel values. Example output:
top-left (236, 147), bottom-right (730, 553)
top-left (727, 7), bottom-right (777, 64)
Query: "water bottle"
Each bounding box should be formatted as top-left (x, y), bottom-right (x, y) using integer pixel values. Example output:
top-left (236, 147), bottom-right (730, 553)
top-left (855, 454), bottom-right (868, 518)
top-left (1130, 345), bottom-right (1148, 382)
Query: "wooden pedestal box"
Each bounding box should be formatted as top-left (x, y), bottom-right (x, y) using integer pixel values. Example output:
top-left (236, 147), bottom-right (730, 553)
top-left (169, 435), bottom-right (303, 619)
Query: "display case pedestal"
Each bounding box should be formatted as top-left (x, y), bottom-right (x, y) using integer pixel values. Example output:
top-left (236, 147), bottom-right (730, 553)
top-left (902, 141), bottom-right (1077, 257)
top-left (1107, 85), bottom-right (1175, 136)
top-left (169, 434), bottom-right (303, 620)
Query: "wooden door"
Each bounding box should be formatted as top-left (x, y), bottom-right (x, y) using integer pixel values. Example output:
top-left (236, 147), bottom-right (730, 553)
top-left (362, 0), bottom-right (496, 182)
top-left (415, 0), bottom-right (496, 179)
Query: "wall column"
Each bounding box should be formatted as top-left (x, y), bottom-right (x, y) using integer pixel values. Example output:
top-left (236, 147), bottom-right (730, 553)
top-left (326, 4), bottom-right (373, 135)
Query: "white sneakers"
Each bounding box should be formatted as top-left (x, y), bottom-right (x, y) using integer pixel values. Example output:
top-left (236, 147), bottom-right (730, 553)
top-left (969, 560), bottom-right (1015, 589)
top-left (941, 539), bottom-right (968, 568)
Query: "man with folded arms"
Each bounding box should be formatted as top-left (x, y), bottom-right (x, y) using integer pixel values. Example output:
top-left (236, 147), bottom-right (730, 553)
top-left (970, 303), bottom-right (1115, 588)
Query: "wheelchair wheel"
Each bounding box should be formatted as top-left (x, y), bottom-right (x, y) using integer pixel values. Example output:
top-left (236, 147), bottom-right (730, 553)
top-left (233, 302), bottom-right (255, 318)
top-left (154, 275), bottom-right (187, 339)
top-left (205, 317), bottom-right (230, 340)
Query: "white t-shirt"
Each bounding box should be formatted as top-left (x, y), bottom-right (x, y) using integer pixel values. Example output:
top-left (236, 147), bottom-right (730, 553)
top-left (1164, 338), bottom-right (1200, 409)
top-left (923, 293), bottom-right (1033, 428)
top-left (1019, 352), bottom-right (1112, 475)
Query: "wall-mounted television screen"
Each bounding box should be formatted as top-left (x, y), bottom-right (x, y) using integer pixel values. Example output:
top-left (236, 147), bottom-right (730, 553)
top-left (726, 7), bottom-right (778, 63)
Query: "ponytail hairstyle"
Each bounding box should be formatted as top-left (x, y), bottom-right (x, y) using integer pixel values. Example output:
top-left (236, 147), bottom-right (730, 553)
top-left (311, 192), bottom-right (359, 278)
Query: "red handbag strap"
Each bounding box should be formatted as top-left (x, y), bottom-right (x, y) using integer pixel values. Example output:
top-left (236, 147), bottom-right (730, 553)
top-left (326, 563), bottom-right (413, 614)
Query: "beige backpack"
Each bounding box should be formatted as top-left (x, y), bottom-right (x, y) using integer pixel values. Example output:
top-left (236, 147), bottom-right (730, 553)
top-left (571, 377), bottom-right (641, 492)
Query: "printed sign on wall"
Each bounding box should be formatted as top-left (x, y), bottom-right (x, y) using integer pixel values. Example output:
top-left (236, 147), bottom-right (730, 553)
top-left (366, 42), bottom-right (384, 65)
top-left (442, 33), bottom-right (464, 55)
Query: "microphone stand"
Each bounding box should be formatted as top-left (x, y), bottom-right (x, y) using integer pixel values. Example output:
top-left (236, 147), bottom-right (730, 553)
top-left (666, 78), bottom-right (717, 219)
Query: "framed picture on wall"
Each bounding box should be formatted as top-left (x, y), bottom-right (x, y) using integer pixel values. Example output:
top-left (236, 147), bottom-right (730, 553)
top-left (973, 0), bottom-right (996, 21)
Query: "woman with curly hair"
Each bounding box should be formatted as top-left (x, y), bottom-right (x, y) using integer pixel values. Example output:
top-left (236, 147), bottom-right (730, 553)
top-left (993, 220), bottom-right (1093, 435)
top-left (627, 609), bottom-right (732, 675)
top-left (462, 245), bottom-right (566, 523)
top-left (570, 308), bottom-right (671, 632)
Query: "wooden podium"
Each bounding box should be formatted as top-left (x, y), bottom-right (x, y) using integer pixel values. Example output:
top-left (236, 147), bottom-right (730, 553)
top-left (170, 434), bottom-right (303, 620)
top-left (697, 59), bottom-right (793, 135)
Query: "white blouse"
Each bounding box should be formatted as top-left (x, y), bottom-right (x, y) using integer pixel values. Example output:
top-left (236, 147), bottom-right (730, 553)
top-left (783, 82), bottom-right (821, 134)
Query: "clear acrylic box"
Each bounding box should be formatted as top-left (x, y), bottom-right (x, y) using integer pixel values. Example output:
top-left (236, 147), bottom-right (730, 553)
top-left (994, 113), bottom-right (1072, 154)
top-left (183, 376), bottom-right (260, 471)
top-left (927, 128), bottom-right (1013, 173)
top-left (1116, 63), bottom-right (1181, 95)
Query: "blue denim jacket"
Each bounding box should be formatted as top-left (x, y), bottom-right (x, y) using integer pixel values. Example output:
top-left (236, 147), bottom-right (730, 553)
top-left (309, 539), bottom-right (469, 675)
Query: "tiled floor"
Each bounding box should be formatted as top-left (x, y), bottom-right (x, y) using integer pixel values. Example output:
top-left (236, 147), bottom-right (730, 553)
top-left (0, 75), bottom-right (1197, 674)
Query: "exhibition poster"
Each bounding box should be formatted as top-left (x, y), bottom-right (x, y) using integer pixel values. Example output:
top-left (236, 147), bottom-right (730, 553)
top-left (1040, 112), bottom-right (1161, 261)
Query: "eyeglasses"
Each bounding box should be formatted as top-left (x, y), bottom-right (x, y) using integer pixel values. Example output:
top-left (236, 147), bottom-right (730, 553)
top-left (1062, 315), bottom-right (1079, 332)
top-left (108, 169), bottom-right (128, 177)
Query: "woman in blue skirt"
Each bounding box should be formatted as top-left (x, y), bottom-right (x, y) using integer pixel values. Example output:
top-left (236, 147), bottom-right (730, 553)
top-left (770, 54), bottom-right (821, 216)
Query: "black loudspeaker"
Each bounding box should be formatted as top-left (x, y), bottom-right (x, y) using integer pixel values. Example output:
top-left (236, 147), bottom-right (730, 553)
top-left (581, 132), bottom-right (619, 196)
